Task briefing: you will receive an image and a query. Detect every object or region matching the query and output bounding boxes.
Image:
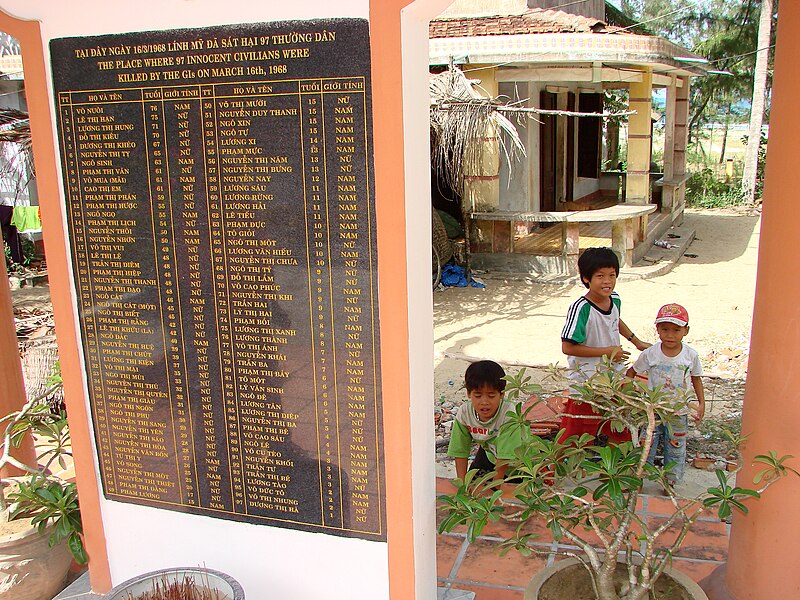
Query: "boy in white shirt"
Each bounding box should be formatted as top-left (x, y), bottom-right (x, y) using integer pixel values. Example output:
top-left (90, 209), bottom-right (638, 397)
top-left (626, 303), bottom-right (705, 484)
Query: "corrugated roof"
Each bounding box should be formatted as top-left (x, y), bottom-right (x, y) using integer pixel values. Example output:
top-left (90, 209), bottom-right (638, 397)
top-left (429, 7), bottom-right (632, 38)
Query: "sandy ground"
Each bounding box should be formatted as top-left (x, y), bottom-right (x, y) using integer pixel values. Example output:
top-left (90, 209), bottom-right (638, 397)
top-left (433, 207), bottom-right (761, 490)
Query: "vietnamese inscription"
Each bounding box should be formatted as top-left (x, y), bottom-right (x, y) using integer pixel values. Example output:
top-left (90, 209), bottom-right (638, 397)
top-left (51, 19), bottom-right (384, 539)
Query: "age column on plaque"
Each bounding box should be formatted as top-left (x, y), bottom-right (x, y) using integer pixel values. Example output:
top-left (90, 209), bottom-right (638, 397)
top-left (325, 79), bottom-right (381, 533)
top-left (203, 86), bottom-right (246, 515)
top-left (214, 81), bottom-right (302, 519)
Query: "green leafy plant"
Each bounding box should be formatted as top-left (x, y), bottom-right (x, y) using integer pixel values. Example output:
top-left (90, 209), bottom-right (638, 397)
top-left (0, 366), bottom-right (86, 564)
top-left (686, 167), bottom-right (745, 208)
top-left (438, 362), bottom-right (797, 600)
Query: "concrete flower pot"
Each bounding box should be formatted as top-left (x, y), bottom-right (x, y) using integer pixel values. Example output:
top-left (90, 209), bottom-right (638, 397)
top-left (0, 520), bottom-right (72, 600)
top-left (106, 567), bottom-right (245, 600)
top-left (524, 558), bottom-right (709, 600)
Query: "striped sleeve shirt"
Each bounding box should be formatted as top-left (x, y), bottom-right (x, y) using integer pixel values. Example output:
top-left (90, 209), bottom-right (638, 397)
top-left (561, 292), bottom-right (622, 382)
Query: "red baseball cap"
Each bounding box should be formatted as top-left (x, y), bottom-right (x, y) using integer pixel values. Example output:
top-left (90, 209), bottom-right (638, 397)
top-left (655, 303), bottom-right (689, 326)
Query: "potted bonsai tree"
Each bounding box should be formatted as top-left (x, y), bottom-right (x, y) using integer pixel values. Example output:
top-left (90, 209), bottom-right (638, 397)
top-left (0, 365), bottom-right (86, 599)
top-left (438, 363), bottom-right (797, 600)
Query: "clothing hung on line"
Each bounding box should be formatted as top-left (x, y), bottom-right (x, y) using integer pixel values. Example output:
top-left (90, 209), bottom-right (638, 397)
top-left (10, 206), bottom-right (42, 233)
top-left (0, 205), bottom-right (23, 264)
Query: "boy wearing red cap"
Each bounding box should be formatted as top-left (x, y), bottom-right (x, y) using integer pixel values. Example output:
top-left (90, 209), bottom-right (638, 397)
top-left (626, 303), bottom-right (705, 485)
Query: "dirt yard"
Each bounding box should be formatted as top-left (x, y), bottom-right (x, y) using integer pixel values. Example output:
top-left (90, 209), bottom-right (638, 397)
top-left (433, 207), bottom-right (761, 488)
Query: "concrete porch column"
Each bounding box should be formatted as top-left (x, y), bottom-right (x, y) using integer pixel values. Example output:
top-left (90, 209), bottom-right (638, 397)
top-left (463, 65), bottom-right (501, 211)
top-left (662, 75), bottom-right (690, 223)
top-left (625, 69), bottom-right (652, 205)
top-left (662, 76), bottom-right (677, 207)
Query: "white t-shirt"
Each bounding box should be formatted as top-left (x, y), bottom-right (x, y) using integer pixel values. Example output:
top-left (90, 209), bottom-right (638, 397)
top-left (632, 342), bottom-right (703, 413)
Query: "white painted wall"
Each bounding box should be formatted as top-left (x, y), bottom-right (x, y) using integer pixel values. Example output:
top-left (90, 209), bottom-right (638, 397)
top-left (497, 81), bottom-right (528, 212)
top-left (0, 1), bottom-right (440, 598)
top-left (401, 2), bottom-right (455, 598)
top-left (496, 80), bottom-right (545, 212)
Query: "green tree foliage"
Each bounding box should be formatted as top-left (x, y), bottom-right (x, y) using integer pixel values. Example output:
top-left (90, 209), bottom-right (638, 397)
top-left (619, 1), bottom-right (775, 144)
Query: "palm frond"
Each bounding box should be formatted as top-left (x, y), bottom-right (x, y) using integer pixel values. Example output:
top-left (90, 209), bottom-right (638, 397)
top-left (430, 66), bottom-right (526, 202)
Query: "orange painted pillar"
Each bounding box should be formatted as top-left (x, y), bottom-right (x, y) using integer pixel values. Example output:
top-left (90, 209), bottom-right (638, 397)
top-left (369, 2), bottom-right (416, 598)
top-left (0, 9), bottom-right (112, 589)
top-left (705, 1), bottom-right (800, 598)
top-left (0, 255), bottom-right (36, 474)
top-left (0, 11), bottom-right (39, 476)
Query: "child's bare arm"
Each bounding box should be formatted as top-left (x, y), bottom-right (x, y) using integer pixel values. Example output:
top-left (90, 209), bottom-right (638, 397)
top-left (691, 375), bottom-right (705, 421)
top-left (625, 366), bottom-right (637, 379)
top-left (562, 340), bottom-right (629, 363)
top-left (619, 319), bottom-right (651, 351)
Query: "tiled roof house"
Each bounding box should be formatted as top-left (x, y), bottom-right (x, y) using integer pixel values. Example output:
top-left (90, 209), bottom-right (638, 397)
top-left (429, 1), bottom-right (707, 273)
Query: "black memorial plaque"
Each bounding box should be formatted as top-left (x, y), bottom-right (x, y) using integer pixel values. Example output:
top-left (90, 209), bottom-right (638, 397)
top-left (51, 20), bottom-right (385, 539)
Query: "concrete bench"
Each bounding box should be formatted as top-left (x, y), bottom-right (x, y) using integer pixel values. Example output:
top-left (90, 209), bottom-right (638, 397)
top-left (470, 204), bottom-right (658, 270)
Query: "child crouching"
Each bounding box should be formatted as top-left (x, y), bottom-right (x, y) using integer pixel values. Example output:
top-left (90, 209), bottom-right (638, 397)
top-left (447, 360), bottom-right (522, 481)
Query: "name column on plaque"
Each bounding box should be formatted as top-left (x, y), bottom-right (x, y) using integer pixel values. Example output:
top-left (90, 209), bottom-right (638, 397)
top-left (58, 92), bottom-right (116, 494)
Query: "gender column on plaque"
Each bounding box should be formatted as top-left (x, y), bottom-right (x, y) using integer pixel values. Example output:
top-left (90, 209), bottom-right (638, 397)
top-left (325, 80), bottom-right (382, 533)
top-left (163, 84), bottom-right (234, 513)
top-left (211, 81), bottom-right (305, 519)
top-left (141, 87), bottom-right (197, 507)
top-left (58, 92), bottom-right (117, 495)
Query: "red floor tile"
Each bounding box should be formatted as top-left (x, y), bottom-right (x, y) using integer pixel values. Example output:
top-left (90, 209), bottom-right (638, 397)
top-left (451, 584), bottom-right (525, 600)
top-left (437, 477), bottom-right (460, 495)
top-left (457, 538), bottom-right (548, 588)
top-left (438, 533), bottom-right (467, 579)
top-left (648, 516), bottom-right (729, 561)
top-left (670, 559), bottom-right (722, 583)
top-left (647, 495), bottom-right (696, 516)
